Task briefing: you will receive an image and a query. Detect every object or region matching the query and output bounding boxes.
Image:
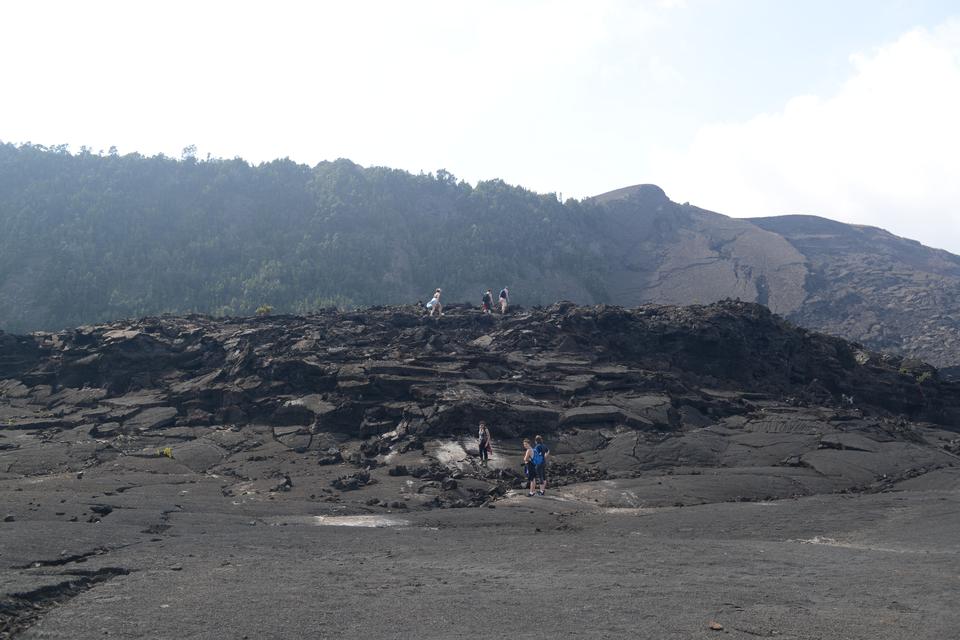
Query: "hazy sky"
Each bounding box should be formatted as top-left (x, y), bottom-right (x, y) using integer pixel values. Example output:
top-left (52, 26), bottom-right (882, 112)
top-left (2, 0), bottom-right (958, 253)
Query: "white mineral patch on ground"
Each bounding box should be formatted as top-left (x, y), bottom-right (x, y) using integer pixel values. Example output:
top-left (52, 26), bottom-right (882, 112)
top-left (499, 489), bottom-right (577, 504)
top-left (266, 515), bottom-right (411, 527)
top-left (313, 515), bottom-right (410, 528)
top-left (427, 439), bottom-right (469, 466)
top-left (793, 536), bottom-right (930, 554)
top-left (602, 507), bottom-right (665, 515)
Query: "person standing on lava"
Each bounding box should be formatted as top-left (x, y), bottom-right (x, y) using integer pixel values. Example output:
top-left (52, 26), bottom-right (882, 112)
top-left (477, 421), bottom-right (492, 466)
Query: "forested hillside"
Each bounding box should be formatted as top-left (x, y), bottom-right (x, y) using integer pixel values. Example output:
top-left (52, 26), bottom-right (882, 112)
top-left (3, 142), bottom-right (960, 367)
top-left (0, 143), bottom-right (607, 331)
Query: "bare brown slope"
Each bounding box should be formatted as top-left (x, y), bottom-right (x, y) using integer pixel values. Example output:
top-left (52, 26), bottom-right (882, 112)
top-left (592, 186), bottom-right (960, 368)
top-left (750, 214), bottom-right (960, 368)
top-left (591, 185), bottom-right (807, 315)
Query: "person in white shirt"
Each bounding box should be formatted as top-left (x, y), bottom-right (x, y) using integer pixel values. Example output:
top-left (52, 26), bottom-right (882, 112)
top-left (426, 288), bottom-right (443, 316)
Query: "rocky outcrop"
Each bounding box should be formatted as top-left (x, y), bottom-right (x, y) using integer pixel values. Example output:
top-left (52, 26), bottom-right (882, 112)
top-left (1, 302), bottom-right (959, 511)
top-left (0, 331), bottom-right (43, 379)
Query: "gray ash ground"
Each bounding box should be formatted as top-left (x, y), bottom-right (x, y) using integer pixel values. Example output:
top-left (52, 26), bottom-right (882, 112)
top-left (2, 301), bottom-right (959, 638)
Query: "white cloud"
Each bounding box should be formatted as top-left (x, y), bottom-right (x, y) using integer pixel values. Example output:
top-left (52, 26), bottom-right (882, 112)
top-left (650, 19), bottom-right (960, 254)
top-left (647, 55), bottom-right (685, 87)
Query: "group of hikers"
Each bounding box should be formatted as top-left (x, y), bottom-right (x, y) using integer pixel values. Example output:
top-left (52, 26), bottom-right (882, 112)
top-left (477, 421), bottom-right (550, 497)
top-left (482, 287), bottom-right (509, 314)
top-left (425, 287), bottom-right (510, 317)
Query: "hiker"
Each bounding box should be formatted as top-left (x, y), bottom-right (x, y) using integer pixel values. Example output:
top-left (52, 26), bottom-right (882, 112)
top-left (499, 287), bottom-right (509, 314)
top-left (425, 288), bottom-right (443, 316)
top-left (477, 421), bottom-right (492, 466)
top-left (481, 289), bottom-right (493, 314)
top-left (531, 434), bottom-right (550, 495)
top-left (522, 438), bottom-right (536, 496)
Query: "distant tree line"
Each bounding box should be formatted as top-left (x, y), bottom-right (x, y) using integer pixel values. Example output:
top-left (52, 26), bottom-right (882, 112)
top-left (0, 143), bottom-right (613, 332)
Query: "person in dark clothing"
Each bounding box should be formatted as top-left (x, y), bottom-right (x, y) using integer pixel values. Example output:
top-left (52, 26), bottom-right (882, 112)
top-left (531, 434), bottom-right (550, 495)
top-left (481, 289), bottom-right (493, 314)
top-left (522, 438), bottom-right (536, 496)
top-left (478, 421), bottom-right (492, 466)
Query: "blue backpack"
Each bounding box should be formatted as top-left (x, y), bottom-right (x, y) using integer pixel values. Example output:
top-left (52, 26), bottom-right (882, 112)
top-left (532, 444), bottom-right (546, 465)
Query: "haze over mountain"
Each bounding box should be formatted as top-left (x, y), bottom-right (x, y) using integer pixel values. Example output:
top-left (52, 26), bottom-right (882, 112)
top-left (2, 142), bottom-right (959, 367)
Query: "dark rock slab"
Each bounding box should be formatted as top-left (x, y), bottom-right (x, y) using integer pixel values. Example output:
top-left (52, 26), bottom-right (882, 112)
top-left (560, 405), bottom-right (652, 429)
top-left (171, 440), bottom-right (228, 472)
top-left (45, 387), bottom-right (108, 408)
top-left (122, 407), bottom-right (178, 433)
top-left (89, 422), bottom-right (122, 438)
top-left (271, 394), bottom-right (336, 426)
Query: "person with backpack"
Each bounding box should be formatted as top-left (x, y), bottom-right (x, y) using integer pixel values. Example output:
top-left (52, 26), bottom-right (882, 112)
top-left (498, 287), bottom-right (509, 314)
top-left (522, 438), bottom-right (536, 496)
top-left (425, 288), bottom-right (443, 316)
top-left (481, 289), bottom-right (493, 314)
top-left (477, 421), bottom-right (492, 466)
top-left (530, 434), bottom-right (550, 495)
